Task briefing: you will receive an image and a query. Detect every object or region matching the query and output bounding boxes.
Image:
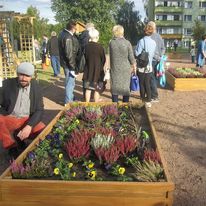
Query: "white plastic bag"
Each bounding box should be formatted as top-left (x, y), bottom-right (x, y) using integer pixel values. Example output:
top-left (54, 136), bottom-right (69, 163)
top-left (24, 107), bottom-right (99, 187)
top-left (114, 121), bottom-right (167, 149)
top-left (104, 69), bottom-right (110, 81)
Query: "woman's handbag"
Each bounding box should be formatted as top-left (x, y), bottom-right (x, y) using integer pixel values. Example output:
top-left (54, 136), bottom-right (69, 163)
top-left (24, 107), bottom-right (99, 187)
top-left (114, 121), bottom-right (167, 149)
top-left (104, 68), bottom-right (110, 81)
top-left (95, 81), bottom-right (107, 94)
top-left (130, 74), bottom-right (139, 91)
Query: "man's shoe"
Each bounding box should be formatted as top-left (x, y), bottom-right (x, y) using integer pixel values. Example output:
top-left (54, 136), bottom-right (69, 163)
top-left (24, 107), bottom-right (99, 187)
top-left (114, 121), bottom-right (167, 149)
top-left (151, 98), bottom-right (159, 103)
top-left (145, 102), bottom-right (152, 108)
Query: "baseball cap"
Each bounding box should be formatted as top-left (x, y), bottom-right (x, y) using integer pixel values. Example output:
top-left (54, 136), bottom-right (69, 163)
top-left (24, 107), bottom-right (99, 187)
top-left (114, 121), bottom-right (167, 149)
top-left (17, 62), bottom-right (34, 76)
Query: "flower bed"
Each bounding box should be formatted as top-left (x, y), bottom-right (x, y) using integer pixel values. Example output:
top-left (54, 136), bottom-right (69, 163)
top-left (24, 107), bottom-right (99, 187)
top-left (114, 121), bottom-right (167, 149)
top-left (0, 103), bottom-right (174, 206)
top-left (168, 67), bottom-right (206, 78)
top-left (166, 68), bottom-right (206, 91)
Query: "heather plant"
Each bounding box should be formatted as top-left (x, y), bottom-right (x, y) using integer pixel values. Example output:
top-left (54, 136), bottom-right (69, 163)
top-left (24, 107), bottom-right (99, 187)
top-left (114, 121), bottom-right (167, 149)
top-left (132, 160), bottom-right (164, 182)
top-left (144, 149), bottom-right (161, 164)
top-left (102, 104), bottom-right (119, 118)
top-left (90, 133), bottom-right (115, 150)
top-left (65, 129), bottom-right (93, 161)
top-left (11, 156), bottom-right (53, 179)
top-left (64, 106), bottom-right (83, 122)
top-left (116, 135), bottom-right (139, 156)
top-left (94, 144), bottom-right (120, 165)
top-left (82, 106), bottom-right (102, 123)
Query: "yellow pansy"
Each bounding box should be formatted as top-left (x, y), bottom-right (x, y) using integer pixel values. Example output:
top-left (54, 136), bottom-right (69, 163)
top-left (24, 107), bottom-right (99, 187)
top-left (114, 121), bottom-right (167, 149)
top-left (88, 162), bottom-right (94, 169)
top-left (68, 162), bottom-right (73, 169)
top-left (54, 168), bottom-right (60, 175)
top-left (72, 172), bottom-right (76, 177)
top-left (75, 119), bottom-right (80, 124)
top-left (88, 170), bottom-right (96, 180)
top-left (58, 153), bottom-right (63, 159)
top-left (118, 167), bottom-right (125, 175)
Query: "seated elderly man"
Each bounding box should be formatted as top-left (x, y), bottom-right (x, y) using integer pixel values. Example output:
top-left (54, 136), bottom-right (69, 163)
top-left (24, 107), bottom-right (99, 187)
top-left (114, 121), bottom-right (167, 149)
top-left (0, 62), bottom-right (45, 159)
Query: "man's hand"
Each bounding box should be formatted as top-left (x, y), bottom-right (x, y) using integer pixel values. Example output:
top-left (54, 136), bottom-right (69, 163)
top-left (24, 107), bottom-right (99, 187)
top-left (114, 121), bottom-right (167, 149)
top-left (17, 125), bottom-right (32, 141)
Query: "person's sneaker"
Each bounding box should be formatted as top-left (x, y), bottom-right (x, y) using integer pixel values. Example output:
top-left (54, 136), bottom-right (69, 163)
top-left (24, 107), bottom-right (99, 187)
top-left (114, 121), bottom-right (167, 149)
top-left (151, 97), bottom-right (159, 103)
top-left (145, 102), bottom-right (152, 108)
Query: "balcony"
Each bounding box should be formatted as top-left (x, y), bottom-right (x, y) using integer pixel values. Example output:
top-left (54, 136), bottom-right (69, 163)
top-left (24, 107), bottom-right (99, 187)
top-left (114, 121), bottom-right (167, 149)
top-left (160, 34), bottom-right (182, 39)
top-left (155, 6), bottom-right (183, 13)
top-left (156, 20), bottom-right (182, 27)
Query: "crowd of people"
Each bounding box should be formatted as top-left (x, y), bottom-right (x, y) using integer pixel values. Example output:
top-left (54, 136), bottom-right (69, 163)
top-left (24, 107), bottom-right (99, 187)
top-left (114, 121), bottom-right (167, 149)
top-left (0, 19), bottom-right (187, 160)
top-left (44, 20), bottom-right (165, 106)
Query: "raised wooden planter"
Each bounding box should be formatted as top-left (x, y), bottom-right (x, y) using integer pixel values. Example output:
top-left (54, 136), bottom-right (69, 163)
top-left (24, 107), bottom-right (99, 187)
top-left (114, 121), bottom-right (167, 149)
top-left (0, 103), bottom-right (174, 206)
top-left (166, 71), bottom-right (206, 91)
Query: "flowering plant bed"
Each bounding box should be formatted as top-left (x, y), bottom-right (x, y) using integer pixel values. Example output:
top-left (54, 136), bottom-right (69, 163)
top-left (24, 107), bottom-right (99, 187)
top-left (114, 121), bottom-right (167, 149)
top-left (168, 67), bottom-right (206, 78)
top-left (0, 103), bottom-right (174, 206)
top-left (166, 68), bottom-right (206, 91)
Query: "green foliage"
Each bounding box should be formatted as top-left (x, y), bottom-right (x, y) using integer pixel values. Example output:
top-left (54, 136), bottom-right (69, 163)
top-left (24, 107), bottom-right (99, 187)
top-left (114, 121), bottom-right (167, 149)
top-left (54, 157), bottom-right (76, 180)
top-left (115, 0), bottom-right (144, 45)
top-left (26, 6), bottom-right (49, 40)
top-left (51, 0), bottom-right (123, 47)
top-left (192, 20), bottom-right (206, 43)
top-left (132, 160), bottom-right (164, 182)
top-left (110, 164), bottom-right (133, 181)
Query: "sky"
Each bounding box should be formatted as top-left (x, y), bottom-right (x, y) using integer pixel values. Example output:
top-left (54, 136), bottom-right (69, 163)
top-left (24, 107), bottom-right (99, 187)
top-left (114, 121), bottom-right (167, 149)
top-left (0, 0), bottom-right (146, 24)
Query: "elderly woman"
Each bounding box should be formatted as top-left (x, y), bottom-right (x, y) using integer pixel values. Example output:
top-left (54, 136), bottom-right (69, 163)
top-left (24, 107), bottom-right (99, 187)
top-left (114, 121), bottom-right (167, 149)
top-left (109, 25), bottom-right (136, 103)
top-left (135, 23), bottom-right (156, 108)
top-left (83, 28), bottom-right (106, 102)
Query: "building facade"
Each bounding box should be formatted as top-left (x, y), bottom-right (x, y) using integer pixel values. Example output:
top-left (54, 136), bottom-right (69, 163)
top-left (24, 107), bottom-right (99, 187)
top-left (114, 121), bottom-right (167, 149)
top-left (146, 0), bottom-right (206, 48)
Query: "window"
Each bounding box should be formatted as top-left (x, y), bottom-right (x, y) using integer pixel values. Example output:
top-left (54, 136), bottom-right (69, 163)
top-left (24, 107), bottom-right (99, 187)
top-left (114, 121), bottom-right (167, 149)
top-left (198, 15), bottom-right (206, 21)
top-left (184, 28), bottom-right (192, 35)
top-left (163, 15), bottom-right (167, 20)
top-left (174, 15), bottom-right (180, 21)
top-left (184, 1), bottom-right (193, 8)
top-left (199, 2), bottom-right (206, 8)
top-left (184, 15), bottom-right (192, 21)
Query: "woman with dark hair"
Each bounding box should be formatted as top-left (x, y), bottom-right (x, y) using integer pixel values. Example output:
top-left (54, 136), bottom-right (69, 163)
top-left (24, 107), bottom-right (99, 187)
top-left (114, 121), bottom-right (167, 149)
top-left (196, 35), bottom-right (206, 68)
top-left (135, 23), bottom-right (156, 108)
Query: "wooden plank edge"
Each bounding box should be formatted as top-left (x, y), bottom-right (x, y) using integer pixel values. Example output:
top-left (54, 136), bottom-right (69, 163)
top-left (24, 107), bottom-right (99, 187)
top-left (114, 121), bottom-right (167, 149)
top-left (145, 106), bottom-right (174, 188)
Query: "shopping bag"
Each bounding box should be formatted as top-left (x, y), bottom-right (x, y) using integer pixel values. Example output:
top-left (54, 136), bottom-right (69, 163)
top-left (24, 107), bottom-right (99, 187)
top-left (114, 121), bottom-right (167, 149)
top-left (45, 56), bottom-right (50, 66)
top-left (130, 74), bottom-right (139, 91)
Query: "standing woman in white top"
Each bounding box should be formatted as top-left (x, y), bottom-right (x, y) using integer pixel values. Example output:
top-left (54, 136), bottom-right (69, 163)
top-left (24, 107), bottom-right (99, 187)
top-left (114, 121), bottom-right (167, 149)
top-left (135, 24), bottom-right (156, 107)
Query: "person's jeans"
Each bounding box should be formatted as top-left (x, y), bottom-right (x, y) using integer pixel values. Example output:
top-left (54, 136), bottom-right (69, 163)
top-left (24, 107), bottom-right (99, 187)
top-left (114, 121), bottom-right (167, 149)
top-left (51, 55), bottom-right (60, 76)
top-left (112, 95), bottom-right (129, 103)
top-left (151, 61), bottom-right (159, 99)
top-left (64, 67), bottom-right (76, 104)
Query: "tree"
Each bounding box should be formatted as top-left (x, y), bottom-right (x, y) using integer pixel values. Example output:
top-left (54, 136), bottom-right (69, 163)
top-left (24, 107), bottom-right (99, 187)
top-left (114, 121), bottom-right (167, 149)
top-left (115, 0), bottom-right (144, 45)
top-left (192, 20), bottom-right (206, 44)
top-left (51, 0), bottom-right (124, 47)
top-left (26, 6), bottom-right (50, 40)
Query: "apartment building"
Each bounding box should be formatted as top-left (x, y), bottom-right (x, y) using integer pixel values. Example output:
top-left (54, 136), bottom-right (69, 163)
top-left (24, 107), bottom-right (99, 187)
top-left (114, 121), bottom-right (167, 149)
top-left (146, 0), bottom-right (206, 48)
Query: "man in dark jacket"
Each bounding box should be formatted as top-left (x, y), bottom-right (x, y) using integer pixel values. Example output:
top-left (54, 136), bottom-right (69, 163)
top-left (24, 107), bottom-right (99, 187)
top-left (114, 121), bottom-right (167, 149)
top-left (47, 31), bottom-right (60, 77)
top-left (58, 20), bottom-right (80, 104)
top-left (0, 62), bottom-right (45, 158)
